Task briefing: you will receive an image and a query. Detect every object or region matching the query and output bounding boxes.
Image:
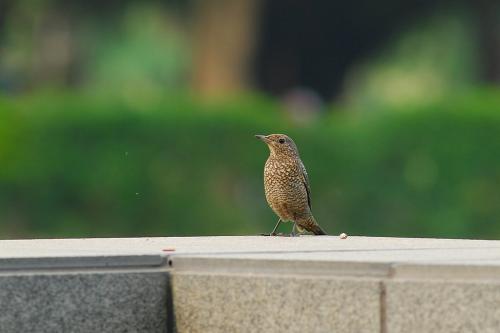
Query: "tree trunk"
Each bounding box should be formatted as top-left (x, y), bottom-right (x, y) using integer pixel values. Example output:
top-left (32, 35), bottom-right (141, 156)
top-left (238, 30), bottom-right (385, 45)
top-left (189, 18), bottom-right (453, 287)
top-left (475, 0), bottom-right (500, 83)
top-left (191, 0), bottom-right (261, 98)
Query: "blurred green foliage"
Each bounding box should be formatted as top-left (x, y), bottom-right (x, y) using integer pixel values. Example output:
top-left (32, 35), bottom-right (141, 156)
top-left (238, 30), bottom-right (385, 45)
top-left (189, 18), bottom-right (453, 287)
top-left (0, 89), bottom-right (500, 239)
top-left (344, 8), bottom-right (478, 110)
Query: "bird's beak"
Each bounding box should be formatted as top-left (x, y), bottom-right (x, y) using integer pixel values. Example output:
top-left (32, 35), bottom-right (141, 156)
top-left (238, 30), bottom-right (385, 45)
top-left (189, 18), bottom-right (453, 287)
top-left (255, 134), bottom-right (268, 143)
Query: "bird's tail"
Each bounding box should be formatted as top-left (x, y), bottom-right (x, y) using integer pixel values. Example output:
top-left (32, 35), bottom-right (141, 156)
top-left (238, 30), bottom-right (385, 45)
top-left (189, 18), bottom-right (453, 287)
top-left (298, 215), bottom-right (327, 235)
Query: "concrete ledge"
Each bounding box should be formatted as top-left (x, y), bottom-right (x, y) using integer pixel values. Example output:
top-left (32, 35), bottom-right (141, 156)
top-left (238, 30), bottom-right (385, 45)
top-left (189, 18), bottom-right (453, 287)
top-left (0, 238), bottom-right (172, 333)
top-left (1, 236), bottom-right (500, 332)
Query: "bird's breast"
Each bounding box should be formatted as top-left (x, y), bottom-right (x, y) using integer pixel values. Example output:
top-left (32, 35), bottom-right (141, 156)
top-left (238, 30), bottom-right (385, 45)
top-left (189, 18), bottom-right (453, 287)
top-left (263, 158), bottom-right (300, 185)
top-left (263, 157), bottom-right (308, 219)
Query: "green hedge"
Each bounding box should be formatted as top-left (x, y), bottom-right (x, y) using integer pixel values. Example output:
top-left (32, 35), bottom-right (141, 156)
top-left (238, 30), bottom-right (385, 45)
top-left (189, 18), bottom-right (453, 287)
top-left (0, 90), bottom-right (499, 239)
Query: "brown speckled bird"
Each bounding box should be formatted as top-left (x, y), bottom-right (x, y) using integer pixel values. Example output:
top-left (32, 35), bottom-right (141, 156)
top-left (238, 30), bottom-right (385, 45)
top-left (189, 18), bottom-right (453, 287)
top-left (255, 134), bottom-right (327, 236)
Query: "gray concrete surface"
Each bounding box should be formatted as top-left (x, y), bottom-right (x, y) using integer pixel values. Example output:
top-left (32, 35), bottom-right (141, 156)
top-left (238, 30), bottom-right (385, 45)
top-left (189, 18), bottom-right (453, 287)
top-left (386, 279), bottom-right (500, 333)
top-left (0, 271), bottom-right (169, 333)
top-left (3, 235), bottom-right (500, 267)
top-left (172, 273), bottom-right (381, 333)
top-left (1, 236), bottom-right (500, 332)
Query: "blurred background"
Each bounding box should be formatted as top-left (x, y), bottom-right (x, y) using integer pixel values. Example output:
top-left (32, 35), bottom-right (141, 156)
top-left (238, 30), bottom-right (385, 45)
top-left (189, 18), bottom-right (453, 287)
top-left (0, 0), bottom-right (499, 239)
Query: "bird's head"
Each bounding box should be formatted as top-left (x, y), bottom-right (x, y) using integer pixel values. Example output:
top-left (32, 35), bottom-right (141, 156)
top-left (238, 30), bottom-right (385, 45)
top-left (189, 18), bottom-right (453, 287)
top-left (255, 134), bottom-right (299, 157)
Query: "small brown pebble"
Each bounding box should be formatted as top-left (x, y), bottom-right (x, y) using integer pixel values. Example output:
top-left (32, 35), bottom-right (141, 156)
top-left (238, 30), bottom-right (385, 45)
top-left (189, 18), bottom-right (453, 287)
top-left (162, 248), bottom-right (176, 252)
top-left (339, 233), bottom-right (348, 239)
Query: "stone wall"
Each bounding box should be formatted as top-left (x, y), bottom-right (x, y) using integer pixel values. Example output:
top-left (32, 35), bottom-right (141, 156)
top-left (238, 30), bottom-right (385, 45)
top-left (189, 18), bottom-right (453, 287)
top-left (1, 236), bottom-right (499, 332)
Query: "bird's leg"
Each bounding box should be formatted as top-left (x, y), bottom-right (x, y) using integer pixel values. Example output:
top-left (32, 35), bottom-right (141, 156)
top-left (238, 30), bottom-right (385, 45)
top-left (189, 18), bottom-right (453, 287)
top-left (270, 218), bottom-right (282, 236)
top-left (290, 222), bottom-right (299, 237)
top-left (259, 218), bottom-right (282, 236)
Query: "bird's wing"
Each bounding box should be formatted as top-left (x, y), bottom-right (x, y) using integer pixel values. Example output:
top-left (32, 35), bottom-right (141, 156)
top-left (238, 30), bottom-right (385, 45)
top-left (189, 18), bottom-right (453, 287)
top-left (299, 160), bottom-right (312, 210)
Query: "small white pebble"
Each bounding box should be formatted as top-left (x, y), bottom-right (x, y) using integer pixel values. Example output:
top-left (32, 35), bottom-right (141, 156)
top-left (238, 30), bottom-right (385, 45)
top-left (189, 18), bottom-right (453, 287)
top-left (339, 233), bottom-right (348, 239)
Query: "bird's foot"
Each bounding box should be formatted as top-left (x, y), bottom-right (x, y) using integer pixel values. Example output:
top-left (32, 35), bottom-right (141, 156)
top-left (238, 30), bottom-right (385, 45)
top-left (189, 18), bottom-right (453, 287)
top-left (259, 232), bottom-right (277, 236)
top-left (290, 223), bottom-right (302, 237)
top-left (260, 232), bottom-right (290, 237)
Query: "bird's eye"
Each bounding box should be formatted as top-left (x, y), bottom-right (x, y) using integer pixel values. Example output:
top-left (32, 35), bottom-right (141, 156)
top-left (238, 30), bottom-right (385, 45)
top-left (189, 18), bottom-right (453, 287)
top-left (278, 138), bottom-right (285, 144)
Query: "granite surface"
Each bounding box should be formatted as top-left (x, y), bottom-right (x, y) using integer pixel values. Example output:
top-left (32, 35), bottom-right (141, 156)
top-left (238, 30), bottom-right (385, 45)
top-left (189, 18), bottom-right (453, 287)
top-left (0, 271), bottom-right (169, 333)
top-left (2, 236), bottom-right (500, 333)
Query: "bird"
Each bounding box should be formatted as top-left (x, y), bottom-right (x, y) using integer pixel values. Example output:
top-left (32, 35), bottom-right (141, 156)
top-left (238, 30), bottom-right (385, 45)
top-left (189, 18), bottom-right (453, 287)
top-left (255, 134), bottom-right (327, 236)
